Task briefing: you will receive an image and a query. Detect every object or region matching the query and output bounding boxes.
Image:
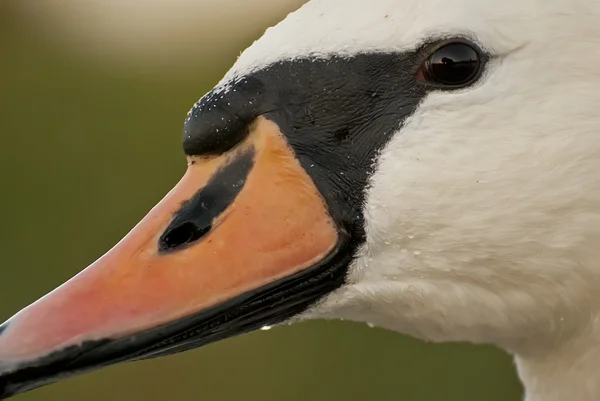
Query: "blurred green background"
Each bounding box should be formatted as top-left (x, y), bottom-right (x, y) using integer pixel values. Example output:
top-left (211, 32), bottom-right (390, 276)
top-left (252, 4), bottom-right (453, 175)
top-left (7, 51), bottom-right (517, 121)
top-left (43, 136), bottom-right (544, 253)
top-left (0, 1), bottom-right (522, 400)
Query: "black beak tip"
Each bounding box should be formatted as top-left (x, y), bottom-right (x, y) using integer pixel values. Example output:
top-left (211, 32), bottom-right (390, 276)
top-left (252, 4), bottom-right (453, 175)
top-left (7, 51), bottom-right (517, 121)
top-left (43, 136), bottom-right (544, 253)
top-left (0, 377), bottom-right (15, 401)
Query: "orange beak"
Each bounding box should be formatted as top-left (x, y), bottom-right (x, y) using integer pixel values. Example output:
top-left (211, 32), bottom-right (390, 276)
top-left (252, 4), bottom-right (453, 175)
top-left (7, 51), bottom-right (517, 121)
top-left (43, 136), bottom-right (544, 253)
top-left (0, 117), bottom-right (350, 398)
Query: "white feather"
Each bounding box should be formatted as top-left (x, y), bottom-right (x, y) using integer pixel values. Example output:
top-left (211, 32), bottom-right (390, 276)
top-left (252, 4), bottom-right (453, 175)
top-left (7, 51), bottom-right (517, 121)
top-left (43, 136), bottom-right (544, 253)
top-left (219, 1), bottom-right (600, 400)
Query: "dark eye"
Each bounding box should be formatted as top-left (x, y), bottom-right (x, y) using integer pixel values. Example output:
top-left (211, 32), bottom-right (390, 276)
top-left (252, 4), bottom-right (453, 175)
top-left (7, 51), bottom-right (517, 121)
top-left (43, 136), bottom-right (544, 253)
top-left (418, 42), bottom-right (482, 87)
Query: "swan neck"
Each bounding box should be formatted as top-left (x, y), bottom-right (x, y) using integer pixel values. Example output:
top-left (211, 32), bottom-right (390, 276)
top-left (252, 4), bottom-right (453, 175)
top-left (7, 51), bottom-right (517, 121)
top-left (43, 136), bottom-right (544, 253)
top-left (515, 326), bottom-right (600, 401)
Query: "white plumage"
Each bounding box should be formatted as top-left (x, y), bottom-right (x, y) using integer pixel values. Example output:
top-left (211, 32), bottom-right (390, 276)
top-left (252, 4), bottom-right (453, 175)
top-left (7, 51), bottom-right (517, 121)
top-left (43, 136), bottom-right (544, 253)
top-left (214, 1), bottom-right (600, 400)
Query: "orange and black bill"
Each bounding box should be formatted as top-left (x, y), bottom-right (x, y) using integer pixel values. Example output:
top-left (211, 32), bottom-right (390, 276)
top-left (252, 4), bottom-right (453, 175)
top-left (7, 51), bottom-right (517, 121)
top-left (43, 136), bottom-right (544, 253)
top-left (0, 117), bottom-right (353, 398)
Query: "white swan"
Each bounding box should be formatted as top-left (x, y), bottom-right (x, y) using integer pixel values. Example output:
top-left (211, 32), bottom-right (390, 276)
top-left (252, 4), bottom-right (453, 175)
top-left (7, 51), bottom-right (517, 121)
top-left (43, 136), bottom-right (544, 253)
top-left (1, 0), bottom-right (599, 400)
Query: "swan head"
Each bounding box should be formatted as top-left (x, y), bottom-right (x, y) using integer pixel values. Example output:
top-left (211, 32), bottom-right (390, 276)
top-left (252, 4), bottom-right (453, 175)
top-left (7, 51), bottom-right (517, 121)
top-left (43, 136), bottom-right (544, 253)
top-left (1, 0), bottom-right (600, 397)
top-left (277, 0), bottom-right (600, 354)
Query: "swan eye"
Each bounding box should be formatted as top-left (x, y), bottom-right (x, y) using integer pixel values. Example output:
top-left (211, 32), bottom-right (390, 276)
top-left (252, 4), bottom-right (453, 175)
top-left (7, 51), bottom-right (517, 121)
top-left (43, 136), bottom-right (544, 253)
top-left (418, 41), bottom-right (482, 87)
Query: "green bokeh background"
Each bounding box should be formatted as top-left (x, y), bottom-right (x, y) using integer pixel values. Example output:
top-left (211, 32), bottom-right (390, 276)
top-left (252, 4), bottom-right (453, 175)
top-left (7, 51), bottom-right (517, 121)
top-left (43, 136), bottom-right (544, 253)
top-left (0, 4), bottom-right (522, 400)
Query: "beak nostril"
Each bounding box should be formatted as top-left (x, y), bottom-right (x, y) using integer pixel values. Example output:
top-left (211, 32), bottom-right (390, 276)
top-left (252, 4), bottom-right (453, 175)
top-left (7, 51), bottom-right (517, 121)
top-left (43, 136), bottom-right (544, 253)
top-left (0, 323), bottom-right (7, 337)
top-left (159, 222), bottom-right (210, 252)
top-left (158, 147), bottom-right (255, 254)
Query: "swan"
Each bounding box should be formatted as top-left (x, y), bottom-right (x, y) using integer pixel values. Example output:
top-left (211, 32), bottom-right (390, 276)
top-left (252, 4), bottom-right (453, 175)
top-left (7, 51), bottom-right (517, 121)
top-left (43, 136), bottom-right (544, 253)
top-left (1, 0), bottom-right (599, 400)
